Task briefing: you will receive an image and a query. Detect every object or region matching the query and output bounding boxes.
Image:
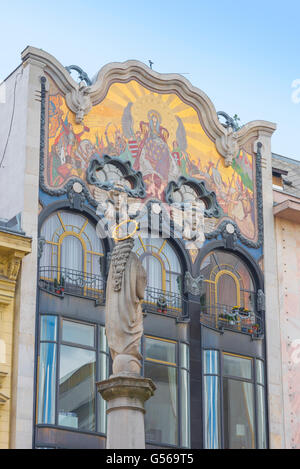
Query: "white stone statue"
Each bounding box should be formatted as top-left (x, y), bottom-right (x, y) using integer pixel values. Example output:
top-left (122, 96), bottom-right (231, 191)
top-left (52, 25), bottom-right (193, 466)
top-left (105, 236), bottom-right (147, 376)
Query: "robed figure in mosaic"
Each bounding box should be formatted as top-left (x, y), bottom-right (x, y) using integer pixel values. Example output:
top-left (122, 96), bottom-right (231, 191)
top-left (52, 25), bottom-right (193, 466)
top-left (105, 235), bottom-right (147, 375)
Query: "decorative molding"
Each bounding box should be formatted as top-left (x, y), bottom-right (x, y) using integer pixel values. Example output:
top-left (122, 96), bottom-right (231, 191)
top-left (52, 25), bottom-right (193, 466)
top-left (184, 271), bottom-right (204, 296)
top-left (86, 155), bottom-right (146, 199)
top-left (257, 289), bottom-right (265, 312)
top-left (221, 223), bottom-right (238, 249)
top-left (6, 254), bottom-right (22, 281)
top-left (0, 372), bottom-right (9, 406)
top-left (65, 81), bottom-right (92, 124)
top-left (0, 253), bottom-right (22, 281)
top-left (37, 236), bottom-right (46, 259)
top-left (65, 65), bottom-right (92, 86)
top-left (0, 372), bottom-right (8, 387)
top-left (217, 111), bottom-right (240, 132)
top-left (0, 392), bottom-right (9, 405)
top-left (67, 185), bottom-right (86, 211)
top-left (215, 127), bottom-right (239, 167)
top-left (165, 176), bottom-right (223, 218)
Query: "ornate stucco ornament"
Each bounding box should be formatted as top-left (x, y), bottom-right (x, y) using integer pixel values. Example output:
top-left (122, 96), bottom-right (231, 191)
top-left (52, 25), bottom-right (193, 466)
top-left (257, 289), bottom-right (265, 312)
top-left (0, 253), bottom-right (22, 281)
top-left (184, 272), bottom-right (204, 296)
top-left (66, 80), bottom-right (92, 124)
top-left (165, 176), bottom-right (223, 218)
top-left (87, 155), bottom-right (146, 199)
top-left (215, 126), bottom-right (239, 167)
top-left (65, 65), bottom-right (92, 86)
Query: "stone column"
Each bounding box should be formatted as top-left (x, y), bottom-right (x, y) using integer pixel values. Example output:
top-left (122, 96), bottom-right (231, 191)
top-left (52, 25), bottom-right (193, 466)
top-left (97, 374), bottom-right (156, 449)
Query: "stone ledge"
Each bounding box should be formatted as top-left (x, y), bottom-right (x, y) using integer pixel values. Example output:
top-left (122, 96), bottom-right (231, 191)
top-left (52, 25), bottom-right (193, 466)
top-left (97, 374), bottom-right (156, 403)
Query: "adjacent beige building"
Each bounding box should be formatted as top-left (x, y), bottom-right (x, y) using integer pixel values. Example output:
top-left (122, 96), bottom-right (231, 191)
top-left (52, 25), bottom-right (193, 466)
top-left (0, 223), bottom-right (31, 448)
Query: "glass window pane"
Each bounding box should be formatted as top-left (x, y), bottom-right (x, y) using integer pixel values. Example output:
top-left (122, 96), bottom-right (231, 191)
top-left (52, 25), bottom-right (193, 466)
top-left (256, 359), bottom-right (265, 385)
top-left (142, 256), bottom-right (162, 291)
top-left (62, 320), bottom-right (95, 348)
top-left (58, 345), bottom-right (96, 431)
top-left (223, 354), bottom-right (252, 380)
top-left (204, 375), bottom-right (221, 449)
top-left (40, 316), bottom-right (57, 342)
top-left (256, 384), bottom-right (267, 449)
top-left (204, 350), bottom-right (219, 375)
top-left (180, 343), bottom-right (189, 370)
top-left (98, 352), bottom-right (109, 434)
top-left (217, 273), bottom-right (237, 307)
top-left (38, 343), bottom-right (57, 424)
top-left (100, 326), bottom-right (108, 353)
top-left (144, 361), bottom-right (178, 446)
top-left (145, 337), bottom-right (176, 364)
top-left (223, 378), bottom-right (255, 449)
top-left (59, 211), bottom-right (86, 231)
top-left (61, 235), bottom-right (83, 272)
top-left (180, 369), bottom-right (190, 448)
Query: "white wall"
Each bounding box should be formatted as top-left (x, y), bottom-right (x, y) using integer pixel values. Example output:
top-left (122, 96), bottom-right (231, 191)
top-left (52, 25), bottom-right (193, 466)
top-left (0, 66), bottom-right (29, 221)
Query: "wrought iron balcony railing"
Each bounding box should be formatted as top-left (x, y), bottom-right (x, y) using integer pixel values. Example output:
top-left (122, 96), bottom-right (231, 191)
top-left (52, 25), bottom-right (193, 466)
top-left (199, 303), bottom-right (264, 338)
top-left (39, 266), bottom-right (105, 304)
top-left (142, 286), bottom-right (185, 318)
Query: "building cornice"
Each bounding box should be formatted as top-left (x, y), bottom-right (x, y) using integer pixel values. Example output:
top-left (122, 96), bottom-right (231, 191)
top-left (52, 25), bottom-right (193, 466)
top-left (0, 230), bottom-right (32, 255)
top-left (273, 198), bottom-right (300, 223)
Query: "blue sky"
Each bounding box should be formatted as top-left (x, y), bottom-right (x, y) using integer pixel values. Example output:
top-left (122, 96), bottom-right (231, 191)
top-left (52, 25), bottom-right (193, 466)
top-left (1, 0), bottom-right (300, 158)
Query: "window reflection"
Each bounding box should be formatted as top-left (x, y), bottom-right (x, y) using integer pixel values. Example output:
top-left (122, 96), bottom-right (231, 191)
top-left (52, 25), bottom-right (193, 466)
top-left (62, 320), bottom-right (95, 348)
top-left (223, 379), bottom-right (255, 449)
top-left (144, 336), bottom-right (190, 448)
top-left (256, 384), bottom-right (267, 449)
top-left (203, 350), bottom-right (267, 449)
top-left (38, 317), bottom-right (108, 434)
top-left (59, 345), bottom-right (96, 431)
top-left (144, 361), bottom-right (178, 446)
top-left (40, 315), bottom-right (57, 342)
top-left (145, 337), bottom-right (176, 364)
top-left (38, 342), bottom-right (57, 425)
top-left (204, 375), bottom-right (221, 449)
top-left (223, 354), bottom-right (252, 380)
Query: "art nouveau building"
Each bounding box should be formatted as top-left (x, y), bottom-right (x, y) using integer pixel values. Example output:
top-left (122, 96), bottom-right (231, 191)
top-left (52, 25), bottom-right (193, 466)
top-left (0, 46), bottom-right (293, 449)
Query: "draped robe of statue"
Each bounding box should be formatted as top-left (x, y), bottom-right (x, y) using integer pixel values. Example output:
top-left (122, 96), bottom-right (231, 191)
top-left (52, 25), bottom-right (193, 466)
top-left (105, 238), bottom-right (147, 375)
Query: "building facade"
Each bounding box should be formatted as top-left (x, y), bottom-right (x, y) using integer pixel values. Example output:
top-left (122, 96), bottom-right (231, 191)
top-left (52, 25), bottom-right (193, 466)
top-left (271, 154), bottom-right (300, 448)
top-left (0, 219), bottom-right (31, 449)
top-left (0, 46), bottom-right (296, 449)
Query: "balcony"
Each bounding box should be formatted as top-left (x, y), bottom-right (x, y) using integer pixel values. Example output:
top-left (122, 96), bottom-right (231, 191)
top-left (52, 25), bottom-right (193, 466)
top-left (142, 286), bottom-right (185, 318)
top-left (199, 304), bottom-right (264, 338)
top-left (39, 266), bottom-right (105, 304)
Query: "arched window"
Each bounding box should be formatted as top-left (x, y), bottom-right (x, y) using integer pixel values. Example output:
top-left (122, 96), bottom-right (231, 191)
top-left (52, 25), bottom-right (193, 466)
top-left (39, 211), bottom-right (104, 300)
top-left (133, 236), bottom-right (183, 316)
top-left (199, 249), bottom-right (260, 334)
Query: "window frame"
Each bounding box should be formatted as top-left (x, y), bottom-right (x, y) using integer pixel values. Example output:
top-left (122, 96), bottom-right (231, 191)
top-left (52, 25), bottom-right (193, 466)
top-left (142, 334), bottom-right (191, 449)
top-left (37, 314), bottom-right (109, 436)
top-left (133, 236), bottom-right (185, 318)
top-left (202, 347), bottom-right (268, 449)
top-left (40, 210), bottom-right (104, 279)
